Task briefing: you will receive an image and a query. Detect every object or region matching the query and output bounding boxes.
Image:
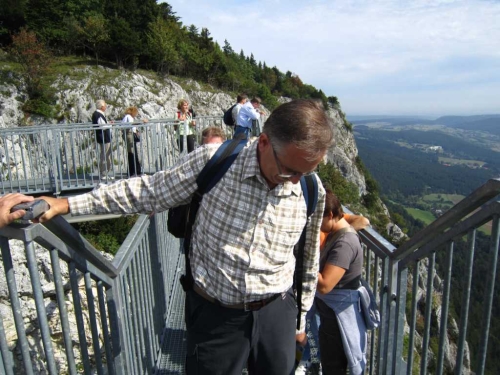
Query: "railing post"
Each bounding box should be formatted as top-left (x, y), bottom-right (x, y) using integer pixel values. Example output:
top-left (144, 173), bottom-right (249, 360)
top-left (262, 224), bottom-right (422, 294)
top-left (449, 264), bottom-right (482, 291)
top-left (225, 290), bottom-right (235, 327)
top-left (377, 257), bottom-right (390, 374)
top-left (107, 277), bottom-right (128, 375)
top-left (49, 128), bottom-right (62, 195)
top-left (183, 120), bottom-right (188, 154)
top-left (476, 214), bottom-right (500, 374)
top-left (392, 266), bottom-right (408, 375)
top-left (381, 257), bottom-right (401, 375)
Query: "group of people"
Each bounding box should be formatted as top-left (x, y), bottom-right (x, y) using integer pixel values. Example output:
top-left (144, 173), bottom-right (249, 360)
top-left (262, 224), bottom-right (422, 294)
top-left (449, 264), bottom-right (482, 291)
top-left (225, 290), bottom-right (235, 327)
top-left (230, 94), bottom-right (265, 139)
top-left (92, 98), bottom-right (227, 179)
top-left (2, 98), bottom-right (374, 375)
top-left (93, 100), bottom-right (145, 180)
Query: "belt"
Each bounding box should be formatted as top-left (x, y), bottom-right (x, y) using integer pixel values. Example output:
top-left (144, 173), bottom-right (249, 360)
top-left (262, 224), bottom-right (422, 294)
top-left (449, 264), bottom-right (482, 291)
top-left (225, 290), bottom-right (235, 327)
top-left (193, 284), bottom-right (282, 312)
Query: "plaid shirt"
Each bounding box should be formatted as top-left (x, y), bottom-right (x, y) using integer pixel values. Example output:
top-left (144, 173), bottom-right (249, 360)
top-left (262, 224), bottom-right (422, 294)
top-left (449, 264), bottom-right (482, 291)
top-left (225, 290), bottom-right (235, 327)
top-left (68, 140), bottom-right (325, 330)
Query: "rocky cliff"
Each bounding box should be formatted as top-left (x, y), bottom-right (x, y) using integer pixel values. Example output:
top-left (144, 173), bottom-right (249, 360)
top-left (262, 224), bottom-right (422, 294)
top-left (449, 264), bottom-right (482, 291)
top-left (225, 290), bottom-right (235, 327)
top-left (0, 66), bottom-right (367, 196)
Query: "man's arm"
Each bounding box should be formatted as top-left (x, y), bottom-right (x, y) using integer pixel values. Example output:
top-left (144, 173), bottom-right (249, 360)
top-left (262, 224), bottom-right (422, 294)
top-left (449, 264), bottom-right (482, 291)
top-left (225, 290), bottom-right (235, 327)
top-left (297, 183), bottom-right (325, 334)
top-left (247, 106), bottom-right (261, 120)
top-left (344, 213), bottom-right (370, 231)
top-left (38, 145), bottom-right (216, 222)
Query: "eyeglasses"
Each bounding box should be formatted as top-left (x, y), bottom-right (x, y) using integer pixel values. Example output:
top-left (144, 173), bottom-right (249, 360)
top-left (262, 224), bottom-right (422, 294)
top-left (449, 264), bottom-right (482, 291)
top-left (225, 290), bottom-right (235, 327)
top-left (271, 143), bottom-right (316, 179)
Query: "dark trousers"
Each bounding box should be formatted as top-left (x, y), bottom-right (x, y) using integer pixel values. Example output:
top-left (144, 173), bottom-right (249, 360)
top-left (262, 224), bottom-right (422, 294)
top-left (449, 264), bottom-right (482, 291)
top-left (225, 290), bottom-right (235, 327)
top-left (319, 314), bottom-right (347, 374)
top-left (233, 125), bottom-right (250, 139)
top-left (185, 289), bottom-right (297, 375)
top-left (127, 144), bottom-right (141, 176)
top-left (178, 135), bottom-right (195, 153)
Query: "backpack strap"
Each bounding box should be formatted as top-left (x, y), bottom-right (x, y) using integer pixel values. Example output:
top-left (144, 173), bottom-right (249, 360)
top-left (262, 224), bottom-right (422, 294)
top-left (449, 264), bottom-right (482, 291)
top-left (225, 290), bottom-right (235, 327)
top-left (180, 135), bottom-right (248, 291)
top-left (294, 174), bottom-right (318, 330)
top-left (196, 135), bottom-right (248, 194)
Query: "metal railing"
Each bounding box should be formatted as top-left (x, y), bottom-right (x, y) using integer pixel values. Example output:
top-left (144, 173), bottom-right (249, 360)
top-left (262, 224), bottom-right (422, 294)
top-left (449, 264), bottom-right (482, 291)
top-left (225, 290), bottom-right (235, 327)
top-left (0, 116), bottom-right (231, 196)
top-left (0, 209), bottom-right (181, 374)
top-left (372, 178), bottom-right (500, 374)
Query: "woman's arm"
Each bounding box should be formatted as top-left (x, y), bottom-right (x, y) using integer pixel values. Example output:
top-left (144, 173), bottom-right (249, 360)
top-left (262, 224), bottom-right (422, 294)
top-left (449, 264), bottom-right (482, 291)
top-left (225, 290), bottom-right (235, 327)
top-left (317, 265), bottom-right (346, 294)
top-left (344, 213), bottom-right (370, 231)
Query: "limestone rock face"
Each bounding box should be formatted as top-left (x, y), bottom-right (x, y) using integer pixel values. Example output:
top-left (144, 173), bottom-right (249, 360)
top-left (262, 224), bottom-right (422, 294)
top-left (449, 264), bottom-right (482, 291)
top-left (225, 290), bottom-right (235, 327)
top-left (404, 259), bottom-right (472, 374)
top-left (0, 66), bottom-right (368, 197)
top-left (324, 108), bottom-right (367, 196)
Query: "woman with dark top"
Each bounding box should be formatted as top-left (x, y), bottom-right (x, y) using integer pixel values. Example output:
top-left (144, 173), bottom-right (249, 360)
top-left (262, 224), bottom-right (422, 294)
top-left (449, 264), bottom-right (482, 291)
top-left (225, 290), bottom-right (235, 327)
top-left (122, 106), bottom-right (145, 176)
top-left (315, 189), bottom-right (367, 375)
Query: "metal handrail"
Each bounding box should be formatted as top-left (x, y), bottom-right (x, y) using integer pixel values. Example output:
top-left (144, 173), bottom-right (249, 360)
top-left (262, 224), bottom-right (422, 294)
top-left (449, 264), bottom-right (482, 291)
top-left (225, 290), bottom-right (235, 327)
top-left (393, 178), bottom-right (500, 260)
top-left (0, 116), bottom-right (231, 196)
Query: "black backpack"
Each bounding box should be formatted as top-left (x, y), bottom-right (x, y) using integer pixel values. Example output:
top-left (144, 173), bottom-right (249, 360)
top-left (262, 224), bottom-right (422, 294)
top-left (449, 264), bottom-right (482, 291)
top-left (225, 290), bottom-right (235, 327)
top-left (168, 136), bottom-right (318, 330)
top-left (223, 104), bottom-right (237, 126)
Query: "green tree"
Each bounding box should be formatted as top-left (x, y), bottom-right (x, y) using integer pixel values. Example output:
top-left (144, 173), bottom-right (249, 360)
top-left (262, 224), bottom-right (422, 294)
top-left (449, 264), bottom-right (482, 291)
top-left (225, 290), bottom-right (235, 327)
top-left (146, 16), bottom-right (180, 74)
top-left (76, 14), bottom-right (109, 65)
top-left (223, 39), bottom-right (234, 55)
top-left (10, 28), bottom-right (51, 98)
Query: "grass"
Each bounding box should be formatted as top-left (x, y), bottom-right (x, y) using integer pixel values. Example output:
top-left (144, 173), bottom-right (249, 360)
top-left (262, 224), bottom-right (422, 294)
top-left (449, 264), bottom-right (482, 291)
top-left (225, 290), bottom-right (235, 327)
top-left (405, 208), bottom-right (436, 225)
top-left (421, 193), bottom-right (465, 207)
top-left (409, 194), bottom-right (491, 235)
top-left (438, 156), bottom-right (485, 167)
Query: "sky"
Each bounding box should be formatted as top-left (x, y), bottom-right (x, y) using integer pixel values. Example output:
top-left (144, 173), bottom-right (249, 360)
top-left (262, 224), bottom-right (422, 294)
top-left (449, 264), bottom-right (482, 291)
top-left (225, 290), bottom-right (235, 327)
top-left (164, 0), bottom-right (500, 117)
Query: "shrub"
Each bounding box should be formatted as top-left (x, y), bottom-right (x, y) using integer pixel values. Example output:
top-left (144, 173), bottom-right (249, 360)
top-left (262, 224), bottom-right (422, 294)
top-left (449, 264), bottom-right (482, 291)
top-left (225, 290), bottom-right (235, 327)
top-left (22, 98), bottom-right (55, 118)
top-left (10, 28), bottom-right (51, 99)
top-left (72, 215), bottom-right (139, 255)
top-left (317, 162), bottom-right (360, 204)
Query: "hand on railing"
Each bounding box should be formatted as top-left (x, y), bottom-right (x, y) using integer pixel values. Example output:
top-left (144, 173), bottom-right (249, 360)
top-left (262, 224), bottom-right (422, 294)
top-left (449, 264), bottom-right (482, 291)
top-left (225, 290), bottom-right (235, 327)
top-left (33, 196), bottom-right (70, 223)
top-left (0, 193), bottom-right (34, 227)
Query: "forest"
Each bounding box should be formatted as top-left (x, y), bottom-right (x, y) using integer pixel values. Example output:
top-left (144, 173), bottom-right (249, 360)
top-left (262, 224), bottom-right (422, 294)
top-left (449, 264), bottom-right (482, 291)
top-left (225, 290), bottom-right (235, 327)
top-left (1, 0), bottom-right (337, 113)
top-left (354, 128), bottom-right (498, 200)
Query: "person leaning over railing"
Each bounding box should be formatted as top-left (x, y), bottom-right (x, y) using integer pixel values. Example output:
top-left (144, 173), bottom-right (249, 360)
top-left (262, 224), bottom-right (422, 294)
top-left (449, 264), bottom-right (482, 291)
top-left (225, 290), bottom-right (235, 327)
top-left (296, 209), bottom-right (370, 374)
top-left (234, 97), bottom-right (264, 140)
top-left (35, 99), bottom-right (333, 375)
top-left (315, 189), bottom-right (367, 375)
top-left (0, 193), bottom-right (34, 228)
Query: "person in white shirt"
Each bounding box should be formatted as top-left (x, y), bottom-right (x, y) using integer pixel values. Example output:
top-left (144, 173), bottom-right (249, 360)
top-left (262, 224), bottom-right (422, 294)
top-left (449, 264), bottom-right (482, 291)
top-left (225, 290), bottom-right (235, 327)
top-left (234, 97), bottom-right (264, 139)
top-left (122, 106), bottom-right (147, 177)
top-left (231, 93), bottom-right (248, 125)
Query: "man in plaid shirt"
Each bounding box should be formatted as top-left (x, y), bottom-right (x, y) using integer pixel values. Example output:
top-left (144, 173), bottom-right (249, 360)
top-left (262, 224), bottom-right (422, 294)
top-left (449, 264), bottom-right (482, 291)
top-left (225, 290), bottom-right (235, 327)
top-left (40, 99), bottom-right (334, 375)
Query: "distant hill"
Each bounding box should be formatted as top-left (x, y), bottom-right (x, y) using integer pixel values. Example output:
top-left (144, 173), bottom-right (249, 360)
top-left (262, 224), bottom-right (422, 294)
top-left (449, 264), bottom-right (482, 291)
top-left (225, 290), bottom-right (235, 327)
top-left (434, 115), bottom-right (500, 136)
top-left (347, 115), bottom-right (434, 125)
top-left (349, 114), bottom-right (500, 136)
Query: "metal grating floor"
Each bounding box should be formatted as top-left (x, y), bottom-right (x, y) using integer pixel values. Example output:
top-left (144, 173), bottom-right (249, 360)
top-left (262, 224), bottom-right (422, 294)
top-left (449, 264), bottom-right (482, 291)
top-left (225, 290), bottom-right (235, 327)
top-left (156, 250), bottom-right (187, 374)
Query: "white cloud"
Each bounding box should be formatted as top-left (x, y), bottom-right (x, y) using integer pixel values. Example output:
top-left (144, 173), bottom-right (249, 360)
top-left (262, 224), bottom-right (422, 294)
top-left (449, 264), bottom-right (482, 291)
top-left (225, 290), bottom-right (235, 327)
top-left (164, 0), bottom-right (500, 115)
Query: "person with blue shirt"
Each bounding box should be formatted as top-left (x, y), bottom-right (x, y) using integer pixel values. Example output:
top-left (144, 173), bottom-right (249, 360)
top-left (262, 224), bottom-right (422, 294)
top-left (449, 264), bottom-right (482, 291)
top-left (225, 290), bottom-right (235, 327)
top-left (234, 97), bottom-right (264, 139)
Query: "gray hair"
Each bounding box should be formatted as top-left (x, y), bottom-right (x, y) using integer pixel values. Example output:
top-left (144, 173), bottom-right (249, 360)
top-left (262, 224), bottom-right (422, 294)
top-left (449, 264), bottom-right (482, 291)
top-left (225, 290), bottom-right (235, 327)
top-left (262, 99), bottom-right (334, 161)
top-left (96, 99), bottom-right (106, 110)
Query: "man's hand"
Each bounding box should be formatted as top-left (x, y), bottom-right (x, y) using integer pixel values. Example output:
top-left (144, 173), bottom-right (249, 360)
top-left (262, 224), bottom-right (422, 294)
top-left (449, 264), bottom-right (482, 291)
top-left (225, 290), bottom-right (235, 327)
top-left (0, 193), bottom-right (34, 228)
top-left (295, 332), bottom-right (307, 346)
top-left (35, 196), bottom-right (70, 223)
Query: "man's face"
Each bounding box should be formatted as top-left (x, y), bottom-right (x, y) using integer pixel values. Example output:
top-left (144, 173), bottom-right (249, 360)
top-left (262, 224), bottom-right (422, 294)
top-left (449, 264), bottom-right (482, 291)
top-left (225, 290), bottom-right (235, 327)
top-left (257, 134), bottom-right (324, 187)
top-left (252, 102), bottom-right (260, 109)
